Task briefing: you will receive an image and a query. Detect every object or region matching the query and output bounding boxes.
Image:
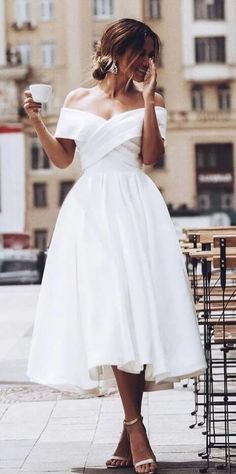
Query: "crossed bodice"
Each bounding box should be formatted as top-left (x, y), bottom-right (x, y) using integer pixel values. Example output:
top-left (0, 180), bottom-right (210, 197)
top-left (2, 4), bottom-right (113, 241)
top-left (54, 106), bottom-right (167, 173)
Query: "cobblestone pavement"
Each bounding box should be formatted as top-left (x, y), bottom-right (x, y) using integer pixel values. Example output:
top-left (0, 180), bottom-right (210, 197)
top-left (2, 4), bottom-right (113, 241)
top-left (0, 383), bottom-right (115, 403)
top-left (0, 384), bottom-right (211, 473)
top-left (0, 285), bottom-right (225, 473)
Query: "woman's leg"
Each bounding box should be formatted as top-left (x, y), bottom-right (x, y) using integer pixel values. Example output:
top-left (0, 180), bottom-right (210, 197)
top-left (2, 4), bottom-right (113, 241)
top-left (112, 366), bottom-right (145, 419)
top-left (108, 367), bottom-right (157, 474)
top-left (106, 367), bottom-right (145, 467)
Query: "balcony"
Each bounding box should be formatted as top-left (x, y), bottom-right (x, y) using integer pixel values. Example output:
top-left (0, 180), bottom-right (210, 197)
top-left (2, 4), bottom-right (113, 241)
top-left (0, 48), bottom-right (30, 80)
top-left (11, 20), bottom-right (38, 31)
top-left (0, 64), bottom-right (29, 81)
top-left (183, 63), bottom-right (236, 82)
top-left (168, 109), bottom-right (236, 126)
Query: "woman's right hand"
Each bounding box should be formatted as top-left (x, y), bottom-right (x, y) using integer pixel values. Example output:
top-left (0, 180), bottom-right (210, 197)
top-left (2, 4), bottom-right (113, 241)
top-left (23, 90), bottom-right (42, 121)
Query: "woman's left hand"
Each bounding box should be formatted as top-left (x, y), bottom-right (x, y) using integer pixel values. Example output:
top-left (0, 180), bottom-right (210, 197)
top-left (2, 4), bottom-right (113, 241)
top-left (142, 58), bottom-right (157, 103)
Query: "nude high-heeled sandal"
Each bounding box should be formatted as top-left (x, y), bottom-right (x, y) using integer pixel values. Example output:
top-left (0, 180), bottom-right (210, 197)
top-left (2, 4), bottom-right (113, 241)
top-left (106, 420), bottom-right (133, 469)
top-left (124, 416), bottom-right (158, 474)
top-left (106, 415), bottom-right (146, 469)
top-left (106, 455), bottom-right (133, 469)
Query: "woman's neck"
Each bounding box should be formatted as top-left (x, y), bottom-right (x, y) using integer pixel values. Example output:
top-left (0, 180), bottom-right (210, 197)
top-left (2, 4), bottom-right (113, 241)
top-left (97, 73), bottom-right (135, 99)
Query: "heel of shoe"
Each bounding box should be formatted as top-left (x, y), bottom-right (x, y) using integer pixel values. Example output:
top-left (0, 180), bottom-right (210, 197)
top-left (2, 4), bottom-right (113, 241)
top-left (123, 415), bottom-right (158, 474)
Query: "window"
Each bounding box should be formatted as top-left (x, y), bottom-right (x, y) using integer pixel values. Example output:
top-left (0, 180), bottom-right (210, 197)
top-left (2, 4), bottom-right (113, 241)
top-left (196, 144), bottom-right (233, 171)
top-left (157, 43), bottom-right (163, 67)
top-left (59, 181), bottom-right (75, 206)
top-left (218, 83), bottom-right (231, 111)
top-left (198, 190), bottom-right (233, 210)
top-left (40, 0), bottom-right (54, 20)
top-left (93, 40), bottom-right (98, 51)
top-left (194, 0), bottom-right (224, 20)
top-left (31, 137), bottom-right (50, 169)
top-left (154, 152), bottom-right (165, 169)
top-left (220, 193), bottom-right (234, 210)
top-left (93, 0), bottom-right (114, 18)
top-left (6, 46), bottom-right (21, 65)
top-left (196, 143), bottom-right (234, 211)
top-left (34, 229), bottom-right (48, 250)
top-left (191, 85), bottom-right (204, 111)
top-left (195, 36), bottom-right (225, 63)
top-left (33, 183), bottom-right (47, 207)
top-left (14, 0), bottom-right (31, 23)
top-left (197, 193), bottom-right (211, 210)
top-left (16, 44), bottom-right (32, 65)
top-left (40, 42), bottom-right (55, 67)
top-left (148, 0), bottom-right (161, 18)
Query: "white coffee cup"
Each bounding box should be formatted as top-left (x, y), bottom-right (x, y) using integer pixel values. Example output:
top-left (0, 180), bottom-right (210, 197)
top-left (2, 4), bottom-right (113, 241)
top-left (29, 84), bottom-right (52, 103)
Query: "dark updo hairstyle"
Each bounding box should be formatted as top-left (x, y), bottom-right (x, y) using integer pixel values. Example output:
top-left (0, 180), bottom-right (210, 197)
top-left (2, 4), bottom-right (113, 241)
top-left (92, 18), bottom-right (161, 81)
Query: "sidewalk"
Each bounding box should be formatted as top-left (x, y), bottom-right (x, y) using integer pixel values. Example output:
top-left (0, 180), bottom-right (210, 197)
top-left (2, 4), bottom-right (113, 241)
top-left (0, 286), bottom-right (209, 473)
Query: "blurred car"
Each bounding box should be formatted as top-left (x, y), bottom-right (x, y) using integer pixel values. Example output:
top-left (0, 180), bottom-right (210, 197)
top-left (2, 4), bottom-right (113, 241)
top-left (0, 248), bottom-right (47, 285)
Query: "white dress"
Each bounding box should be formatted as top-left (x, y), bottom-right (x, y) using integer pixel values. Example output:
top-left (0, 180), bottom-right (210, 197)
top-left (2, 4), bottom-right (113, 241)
top-left (26, 106), bottom-right (206, 393)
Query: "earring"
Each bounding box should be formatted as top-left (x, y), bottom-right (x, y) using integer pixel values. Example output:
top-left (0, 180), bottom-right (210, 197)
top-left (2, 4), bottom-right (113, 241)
top-left (109, 61), bottom-right (118, 74)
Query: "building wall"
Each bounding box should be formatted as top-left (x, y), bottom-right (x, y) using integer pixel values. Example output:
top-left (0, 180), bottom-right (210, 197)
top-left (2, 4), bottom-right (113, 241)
top-left (5, 0), bottom-right (92, 246)
top-left (3, 0), bottom-right (236, 249)
top-left (0, 128), bottom-right (25, 232)
top-left (147, 0), bottom-right (236, 213)
top-left (0, 0), bottom-right (6, 65)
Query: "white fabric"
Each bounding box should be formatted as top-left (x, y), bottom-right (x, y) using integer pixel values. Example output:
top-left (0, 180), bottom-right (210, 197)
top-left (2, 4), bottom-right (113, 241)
top-left (27, 106), bottom-right (206, 393)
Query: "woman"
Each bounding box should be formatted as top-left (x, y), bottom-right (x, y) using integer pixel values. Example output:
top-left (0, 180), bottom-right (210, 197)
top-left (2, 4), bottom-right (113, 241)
top-left (24, 18), bottom-right (206, 474)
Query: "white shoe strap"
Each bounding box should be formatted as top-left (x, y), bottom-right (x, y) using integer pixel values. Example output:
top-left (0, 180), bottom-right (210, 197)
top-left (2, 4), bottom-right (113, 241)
top-left (110, 456), bottom-right (129, 461)
top-left (135, 458), bottom-right (155, 468)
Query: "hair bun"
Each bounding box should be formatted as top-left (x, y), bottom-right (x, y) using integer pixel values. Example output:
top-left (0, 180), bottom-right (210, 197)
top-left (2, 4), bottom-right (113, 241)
top-left (92, 53), bottom-right (113, 81)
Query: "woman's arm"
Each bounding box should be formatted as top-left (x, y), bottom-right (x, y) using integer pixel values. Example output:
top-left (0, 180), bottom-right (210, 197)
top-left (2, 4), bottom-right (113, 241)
top-left (141, 93), bottom-right (165, 165)
top-left (141, 58), bottom-right (165, 166)
top-left (23, 90), bottom-right (76, 169)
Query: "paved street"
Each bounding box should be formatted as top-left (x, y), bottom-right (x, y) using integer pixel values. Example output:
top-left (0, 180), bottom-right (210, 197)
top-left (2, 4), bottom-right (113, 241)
top-left (0, 285), bottom-right (213, 473)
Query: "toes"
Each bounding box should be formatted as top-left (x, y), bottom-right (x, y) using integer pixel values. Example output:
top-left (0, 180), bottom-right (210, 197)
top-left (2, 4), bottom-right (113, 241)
top-left (106, 458), bottom-right (117, 467)
top-left (118, 459), bottom-right (129, 467)
top-left (148, 462), bottom-right (157, 474)
top-left (135, 462), bottom-right (144, 473)
top-left (136, 463), bottom-right (156, 474)
top-left (109, 458), bottom-right (128, 467)
top-left (106, 457), bottom-right (131, 468)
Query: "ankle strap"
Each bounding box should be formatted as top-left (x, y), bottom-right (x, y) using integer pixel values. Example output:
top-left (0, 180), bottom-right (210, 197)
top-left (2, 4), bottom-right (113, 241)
top-left (124, 416), bottom-right (140, 426)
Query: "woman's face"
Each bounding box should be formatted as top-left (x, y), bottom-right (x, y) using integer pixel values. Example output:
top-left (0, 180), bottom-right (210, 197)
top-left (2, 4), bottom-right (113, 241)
top-left (117, 36), bottom-right (156, 82)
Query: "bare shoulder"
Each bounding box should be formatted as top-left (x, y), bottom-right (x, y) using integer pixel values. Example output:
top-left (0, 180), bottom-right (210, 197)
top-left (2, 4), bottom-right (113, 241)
top-left (63, 87), bottom-right (90, 108)
top-left (154, 92), bottom-right (165, 108)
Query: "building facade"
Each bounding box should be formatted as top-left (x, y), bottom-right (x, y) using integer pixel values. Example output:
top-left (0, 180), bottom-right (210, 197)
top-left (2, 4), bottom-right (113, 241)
top-left (0, 0), bottom-right (28, 236)
top-left (0, 125), bottom-right (25, 233)
top-left (2, 0), bottom-right (236, 249)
